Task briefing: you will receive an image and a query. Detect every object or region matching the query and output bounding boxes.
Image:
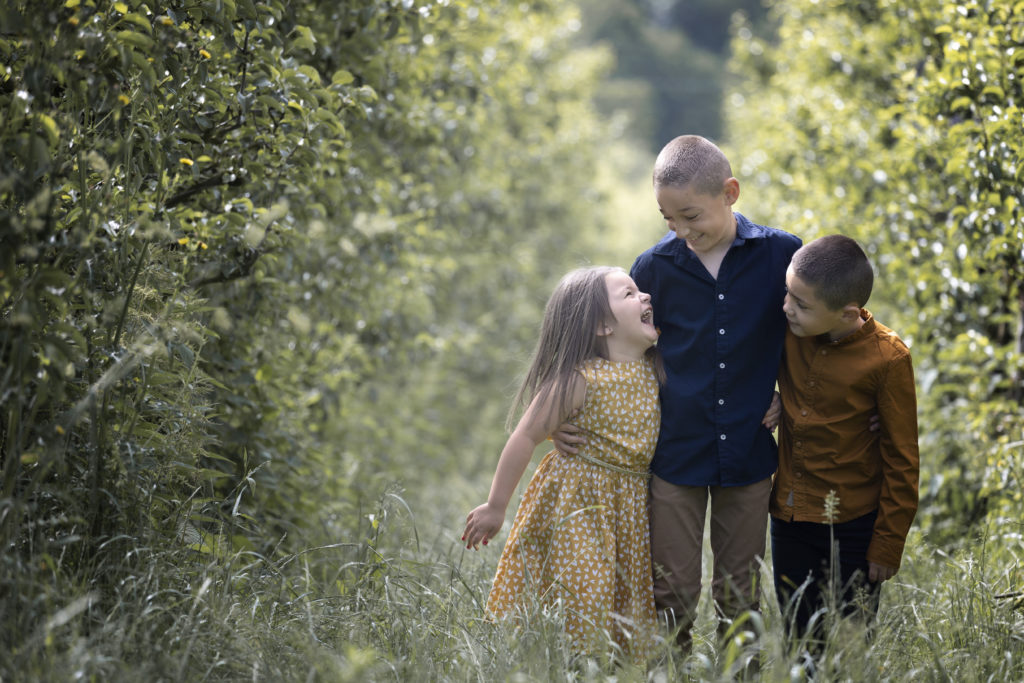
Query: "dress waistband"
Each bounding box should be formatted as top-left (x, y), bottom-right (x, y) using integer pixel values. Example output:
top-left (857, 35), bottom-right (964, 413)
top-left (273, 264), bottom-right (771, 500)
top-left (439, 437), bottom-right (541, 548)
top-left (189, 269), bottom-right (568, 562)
top-left (573, 451), bottom-right (650, 479)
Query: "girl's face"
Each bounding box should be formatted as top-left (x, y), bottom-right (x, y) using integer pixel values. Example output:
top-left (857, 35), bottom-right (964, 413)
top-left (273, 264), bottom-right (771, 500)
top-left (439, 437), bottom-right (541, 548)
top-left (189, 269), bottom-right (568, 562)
top-left (603, 270), bottom-right (658, 357)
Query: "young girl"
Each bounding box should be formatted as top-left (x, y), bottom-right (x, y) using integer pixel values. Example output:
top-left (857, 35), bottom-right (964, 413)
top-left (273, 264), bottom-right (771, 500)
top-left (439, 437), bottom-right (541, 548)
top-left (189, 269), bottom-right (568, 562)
top-left (462, 266), bottom-right (663, 660)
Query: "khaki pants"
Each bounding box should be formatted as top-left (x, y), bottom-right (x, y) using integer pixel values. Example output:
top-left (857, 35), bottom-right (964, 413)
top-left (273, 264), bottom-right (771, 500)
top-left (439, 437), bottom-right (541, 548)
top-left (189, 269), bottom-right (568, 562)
top-left (649, 474), bottom-right (772, 646)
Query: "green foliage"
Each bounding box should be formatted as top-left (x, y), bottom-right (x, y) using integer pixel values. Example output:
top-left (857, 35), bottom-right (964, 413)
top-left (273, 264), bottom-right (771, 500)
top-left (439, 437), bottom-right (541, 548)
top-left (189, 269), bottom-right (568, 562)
top-left (4, 0), bottom-right (1022, 677)
top-left (1, 0), bottom-right (612, 676)
top-left (727, 0), bottom-right (1024, 546)
top-left (724, 0), bottom-right (1024, 557)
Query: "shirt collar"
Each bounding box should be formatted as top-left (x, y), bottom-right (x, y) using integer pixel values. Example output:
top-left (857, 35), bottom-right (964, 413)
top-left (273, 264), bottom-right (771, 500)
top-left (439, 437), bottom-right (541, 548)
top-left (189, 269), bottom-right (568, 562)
top-left (817, 309), bottom-right (876, 346)
top-left (651, 212), bottom-right (765, 256)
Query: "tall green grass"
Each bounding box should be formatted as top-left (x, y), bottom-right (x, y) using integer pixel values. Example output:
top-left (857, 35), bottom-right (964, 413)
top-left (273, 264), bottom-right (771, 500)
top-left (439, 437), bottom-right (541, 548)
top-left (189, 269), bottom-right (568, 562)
top-left (5, 485), bottom-right (1021, 681)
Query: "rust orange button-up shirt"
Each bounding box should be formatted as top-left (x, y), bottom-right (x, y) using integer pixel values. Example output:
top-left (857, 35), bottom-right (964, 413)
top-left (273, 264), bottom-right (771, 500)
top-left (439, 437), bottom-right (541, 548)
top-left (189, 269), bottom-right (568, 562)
top-left (770, 310), bottom-right (920, 569)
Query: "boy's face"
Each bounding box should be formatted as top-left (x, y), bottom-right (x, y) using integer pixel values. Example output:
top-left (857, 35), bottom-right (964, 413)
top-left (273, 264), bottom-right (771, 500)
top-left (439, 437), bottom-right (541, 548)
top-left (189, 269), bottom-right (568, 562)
top-left (655, 178), bottom-right (738, 256)
top-left (783, 266), bottom-right (847, 338)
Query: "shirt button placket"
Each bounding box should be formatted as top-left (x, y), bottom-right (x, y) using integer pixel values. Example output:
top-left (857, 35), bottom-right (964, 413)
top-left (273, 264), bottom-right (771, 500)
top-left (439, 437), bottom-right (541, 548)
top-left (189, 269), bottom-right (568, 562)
top-left (715, 290), bottom-right (727, 451)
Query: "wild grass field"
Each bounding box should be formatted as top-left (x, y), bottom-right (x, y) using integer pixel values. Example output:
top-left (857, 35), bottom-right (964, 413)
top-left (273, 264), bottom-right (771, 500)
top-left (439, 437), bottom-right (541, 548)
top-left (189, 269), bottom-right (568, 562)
top-left (4, 0), bottom-right (1024, 680)
top-left (11, 476), bottom-right (1021, 682)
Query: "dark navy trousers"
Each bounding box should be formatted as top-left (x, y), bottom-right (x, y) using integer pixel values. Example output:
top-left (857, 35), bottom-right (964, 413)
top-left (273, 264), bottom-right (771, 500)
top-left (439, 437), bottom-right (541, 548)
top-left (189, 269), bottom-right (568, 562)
top-left (770, 510), bottom-right (882, 639)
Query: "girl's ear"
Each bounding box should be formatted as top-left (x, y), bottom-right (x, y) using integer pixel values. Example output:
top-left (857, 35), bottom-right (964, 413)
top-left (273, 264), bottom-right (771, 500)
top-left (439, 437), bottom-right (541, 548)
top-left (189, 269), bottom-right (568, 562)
top-left (596, 321), bottom-right (613, 337)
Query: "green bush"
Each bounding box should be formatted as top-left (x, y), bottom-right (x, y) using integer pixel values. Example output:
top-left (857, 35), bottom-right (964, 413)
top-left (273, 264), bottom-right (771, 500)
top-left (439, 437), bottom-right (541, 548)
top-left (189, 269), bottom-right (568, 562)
top-left (0, 0), bottom-right (611, 676)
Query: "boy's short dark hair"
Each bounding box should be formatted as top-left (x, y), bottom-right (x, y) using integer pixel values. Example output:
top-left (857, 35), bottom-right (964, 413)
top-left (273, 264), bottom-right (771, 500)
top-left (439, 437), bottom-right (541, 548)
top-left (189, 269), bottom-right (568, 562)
top-left (653, 135), bottom-right (733, 196)
top-left (791, 234), bottom-right (874, 310)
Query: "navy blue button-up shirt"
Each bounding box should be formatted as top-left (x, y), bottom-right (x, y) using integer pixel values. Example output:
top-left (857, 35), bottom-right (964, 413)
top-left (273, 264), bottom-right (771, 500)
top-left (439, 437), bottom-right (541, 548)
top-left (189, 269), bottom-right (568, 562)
top-left (630, 213), bottom-right (801, 486)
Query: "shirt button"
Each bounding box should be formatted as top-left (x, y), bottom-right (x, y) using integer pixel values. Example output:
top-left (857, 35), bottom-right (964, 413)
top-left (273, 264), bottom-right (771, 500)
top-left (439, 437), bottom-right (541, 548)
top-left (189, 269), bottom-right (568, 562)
top-left (719, 362), bottom-right (726, 369)
top-left (808, 380), bottom-right (815, 387)
top-left (718, 399), bottom-right (725, 405)
top-left (801, 409), bottom-right (808, 416)
top-left (719, 328), bottom-right (725, 335)
top-left (718, 293), bottom-right (725, 300)
top-left (796, 441), bottom-right (803, 448)
top-left (821, 350), bottom-right (828, 356)
top-left (720, 434), bottom-right (727, 441)
top-left (795, 472), bottom-right (803, 478)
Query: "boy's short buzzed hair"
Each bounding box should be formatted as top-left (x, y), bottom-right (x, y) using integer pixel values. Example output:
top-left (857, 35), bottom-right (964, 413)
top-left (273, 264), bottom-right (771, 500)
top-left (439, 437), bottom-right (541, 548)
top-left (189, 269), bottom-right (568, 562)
top-left (791, 234), bottom-right (874, 310)
top-left (653, 135), bottom-right (734, 196)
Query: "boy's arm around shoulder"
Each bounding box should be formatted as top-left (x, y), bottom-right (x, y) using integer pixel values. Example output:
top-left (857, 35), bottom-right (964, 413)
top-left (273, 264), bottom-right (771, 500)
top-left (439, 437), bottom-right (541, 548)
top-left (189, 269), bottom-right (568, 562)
top-left (462, 373), bottom-right (586, 550)
top-left (867, 342), bottom-right (920, 576)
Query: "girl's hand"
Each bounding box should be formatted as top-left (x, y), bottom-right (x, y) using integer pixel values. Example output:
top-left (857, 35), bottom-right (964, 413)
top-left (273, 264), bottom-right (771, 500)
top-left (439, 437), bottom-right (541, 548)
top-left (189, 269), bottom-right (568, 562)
top-left (462, 502), bottom-right (505, 550)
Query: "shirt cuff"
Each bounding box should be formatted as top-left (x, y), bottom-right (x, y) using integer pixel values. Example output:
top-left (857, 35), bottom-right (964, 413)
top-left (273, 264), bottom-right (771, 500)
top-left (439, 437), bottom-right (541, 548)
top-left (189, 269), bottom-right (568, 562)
top-left (866, 535), bottom-right (906, 569)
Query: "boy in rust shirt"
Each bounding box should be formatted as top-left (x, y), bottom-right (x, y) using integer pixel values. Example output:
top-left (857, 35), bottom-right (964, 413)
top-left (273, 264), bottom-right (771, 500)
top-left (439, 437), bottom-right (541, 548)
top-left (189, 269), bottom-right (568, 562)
top-left (771, 234), bottom-right (919, 640)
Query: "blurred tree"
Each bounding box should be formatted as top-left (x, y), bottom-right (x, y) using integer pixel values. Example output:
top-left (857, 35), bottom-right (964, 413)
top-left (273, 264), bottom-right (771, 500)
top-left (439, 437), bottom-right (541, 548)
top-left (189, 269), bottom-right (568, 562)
top-left (662, 0), bottom-right (770, 53)
top-left (574, 0), bottom-right (772, 149)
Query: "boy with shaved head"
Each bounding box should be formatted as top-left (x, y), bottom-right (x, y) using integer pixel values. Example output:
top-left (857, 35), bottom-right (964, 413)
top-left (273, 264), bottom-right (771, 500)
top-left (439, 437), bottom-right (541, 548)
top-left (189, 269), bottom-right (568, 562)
top-left (773, 234), bottom-right (920, 640)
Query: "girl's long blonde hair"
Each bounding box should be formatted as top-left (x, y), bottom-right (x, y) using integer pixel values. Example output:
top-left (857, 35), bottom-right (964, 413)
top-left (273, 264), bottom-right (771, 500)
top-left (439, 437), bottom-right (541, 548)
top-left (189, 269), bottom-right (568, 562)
top-left (507, 266), bottom-right (661, 431)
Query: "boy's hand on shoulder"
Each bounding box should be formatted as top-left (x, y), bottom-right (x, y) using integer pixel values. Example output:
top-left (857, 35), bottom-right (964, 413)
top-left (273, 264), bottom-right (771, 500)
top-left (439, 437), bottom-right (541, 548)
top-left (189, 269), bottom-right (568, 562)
top-left (868, 561), bottom-right (897, 582)
top-left (462, 503), bottom-right (505, 550)
top-left (551, 410), bottom-right (585, 454)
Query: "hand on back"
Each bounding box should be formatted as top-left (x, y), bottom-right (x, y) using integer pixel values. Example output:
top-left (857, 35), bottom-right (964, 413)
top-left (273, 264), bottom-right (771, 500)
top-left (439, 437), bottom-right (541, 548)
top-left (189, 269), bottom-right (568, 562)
top-left (551, 409), bottom-right (584, 454)
top-left (762, 391), bottom-right (781, 431)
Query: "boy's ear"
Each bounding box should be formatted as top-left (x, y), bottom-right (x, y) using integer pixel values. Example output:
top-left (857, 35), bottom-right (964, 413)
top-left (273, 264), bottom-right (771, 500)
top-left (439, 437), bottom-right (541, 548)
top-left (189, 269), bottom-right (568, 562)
top-left (840, 303), bottom-right (861, 320)
top-left (723, 177), bottom-right (740, 206)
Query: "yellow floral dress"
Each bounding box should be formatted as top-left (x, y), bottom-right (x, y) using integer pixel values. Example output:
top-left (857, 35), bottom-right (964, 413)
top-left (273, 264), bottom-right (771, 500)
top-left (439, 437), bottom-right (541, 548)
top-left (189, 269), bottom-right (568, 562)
top-left (485, 356), bottom-right (661, 660)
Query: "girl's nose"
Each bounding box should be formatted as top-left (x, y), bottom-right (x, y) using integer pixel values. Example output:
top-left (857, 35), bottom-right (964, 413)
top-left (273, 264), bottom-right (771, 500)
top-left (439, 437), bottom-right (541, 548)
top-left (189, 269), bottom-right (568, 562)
top-left (640, 292), bottom-right (651, 303)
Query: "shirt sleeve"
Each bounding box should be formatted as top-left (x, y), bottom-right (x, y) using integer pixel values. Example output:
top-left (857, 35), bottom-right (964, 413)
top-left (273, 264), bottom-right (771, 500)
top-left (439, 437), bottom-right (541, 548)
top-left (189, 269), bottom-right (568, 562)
top-left (867, 344), bottom-right (920, 568)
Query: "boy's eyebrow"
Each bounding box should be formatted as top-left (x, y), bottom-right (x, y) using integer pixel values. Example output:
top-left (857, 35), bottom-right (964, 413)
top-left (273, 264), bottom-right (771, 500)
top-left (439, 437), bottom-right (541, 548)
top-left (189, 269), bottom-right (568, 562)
top-left (784, 285), bottom-right (808, 305)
